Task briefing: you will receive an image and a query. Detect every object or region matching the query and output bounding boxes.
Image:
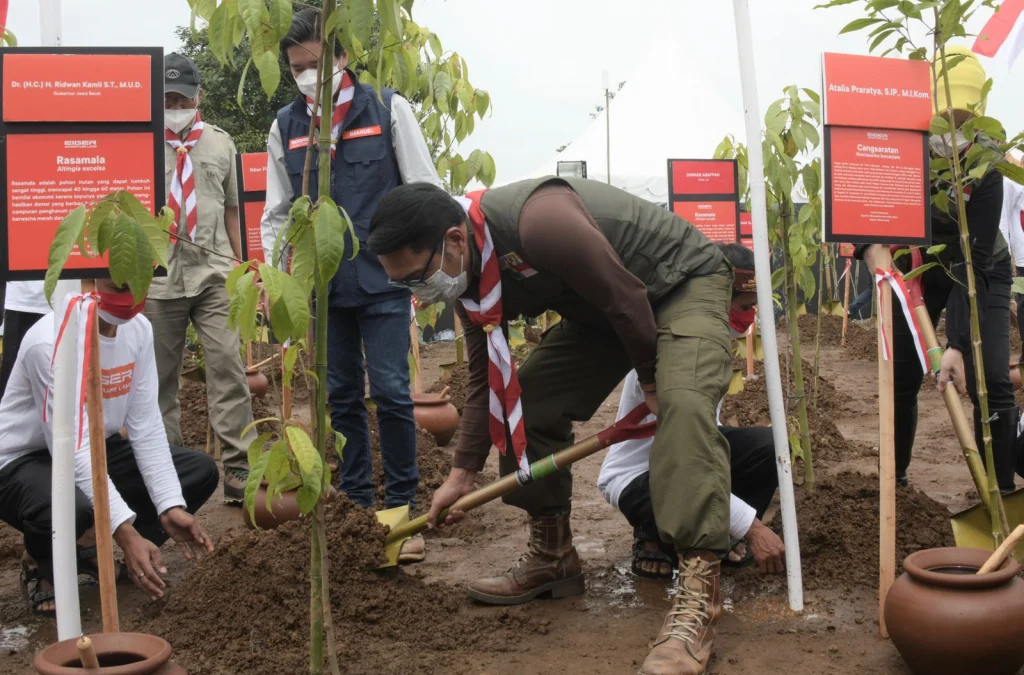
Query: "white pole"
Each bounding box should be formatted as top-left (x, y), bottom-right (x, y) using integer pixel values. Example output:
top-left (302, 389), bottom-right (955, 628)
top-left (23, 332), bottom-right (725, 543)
top-left (731, 0), bottom-right (804, 612)
top-left (51, 283), bottom-right (81, 640)
top-left (603, 69), bottom-right (611, 185)
top-left (41, 0), bottom-right (81, 639)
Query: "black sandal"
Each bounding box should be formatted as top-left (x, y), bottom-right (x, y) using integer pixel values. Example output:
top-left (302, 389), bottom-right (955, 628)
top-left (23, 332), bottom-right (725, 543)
top-left (21, 558), bottom-right (56, 617)
top-left (630, 532), bottom-right (677, 580)
top-left (722, 538), bottom-right (756, 569)
top-left (77, 546), bottom-right (133, 585)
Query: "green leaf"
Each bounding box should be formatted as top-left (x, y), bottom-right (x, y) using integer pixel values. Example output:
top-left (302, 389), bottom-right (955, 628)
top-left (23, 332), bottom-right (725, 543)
top-left (238, 0), bottom-right (264, 37)
top-left (282, 343), bottom-right (299, 387)
top-left (195, 0), bottom-right (217, 20)
top-left (892, 247), bottom-right (912, 260)
top-left (263, 440), bottom-right (292, 490)
top-left (287, 426), bottom-right (323, 514)
top-left (903, 261), bottom-right (938, 281)
top-left (315, 197), bottom-right (347, 283)
top-left (108, 217), bottom-right (142, 287)
top-left (379, 0), bottom-right (402, 38)
top-left (428, 32), bottom-right (443, 59)
top-left (351, 0), bottom-right (374, 46)
top-left (268, 0), bottom-right (292, 38)
top-left (208, 2), bottom-right (232, 63)
top-left (85, 199), bottom-right (116, 256)
top-left (288, 227), bottom-right (315, 293)
top-left (1013, 277), bottom-right (1024, 296)
top-left (236, 56), bottom-right (253, 108)
top-left (839, 17), bottom-right (884, 34)
top-left (930, 115), bottom-right (950, 136)
top-left (479, 152), bottom-right (497, 187)
top-left (138, 218), bottom-right (170, 269)
top-left (926, 244), bottom-right (947, 256)
top-left (44, 206), bottom-right (87, 304)
top-left (259, 264), bottom-right (311, 341)
top-left (997, 161), bottom-right (1024, 186)
top-left (244, 449), bottom-right (271, 527)
top-left (246, 431), bottom-right (274, 469)
top-left (257, 49), bottom-right (280, 99)
top-left (432, 71), bottom-right (452, 114)
top-left (226, 261), bottom-right (253, 299)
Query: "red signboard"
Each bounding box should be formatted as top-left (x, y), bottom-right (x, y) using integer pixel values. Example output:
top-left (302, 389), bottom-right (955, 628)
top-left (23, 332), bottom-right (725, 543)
top-left (668, 158), bottom-right (740, 244)
top-left (3, 53), bottom-right (152, 123)
top-left (237, 153), bottom-right (267, 263)
top-left (740, 211), bottom-right (752, 237)
top-left (672, 201), bottom-right (738, 243)
top-left (669, 160), bottom-right (736, 196)
top-left (825, 126), bottom-right (929, 245)
top-left (241, 152), bottom-right (268, 192)
top-left (6, 133), bottom-right (156, 272)
top-left (821, 52), bottom-right (932, 132)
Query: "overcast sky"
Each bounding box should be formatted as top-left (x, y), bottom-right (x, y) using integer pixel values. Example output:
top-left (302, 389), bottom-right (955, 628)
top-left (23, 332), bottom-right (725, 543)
top-left (9, 0), bottom-right (1022, 183)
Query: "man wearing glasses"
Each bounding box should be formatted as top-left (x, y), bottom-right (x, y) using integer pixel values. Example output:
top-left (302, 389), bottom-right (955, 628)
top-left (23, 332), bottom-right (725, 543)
top-left (260, 8), bottom-right (442, 562)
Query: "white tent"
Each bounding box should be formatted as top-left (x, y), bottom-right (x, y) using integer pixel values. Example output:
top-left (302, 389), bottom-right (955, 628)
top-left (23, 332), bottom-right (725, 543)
top-left (515, 27), bottom-right (748, 203)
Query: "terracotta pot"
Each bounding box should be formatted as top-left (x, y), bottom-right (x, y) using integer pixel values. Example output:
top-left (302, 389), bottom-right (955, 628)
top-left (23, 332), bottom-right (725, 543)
top-left (885, 547), bottom-right (1024, 675)
top-left (33, 632), bottom-right (186, 674)
top-left (242, 485), bottom-right (300, 530)
top-left (412, 392), bottom-right (460, 446)
top-left (1010, 361), bottom-right (1022, 392)
top-left (246, 368), bottom-right (269, 398)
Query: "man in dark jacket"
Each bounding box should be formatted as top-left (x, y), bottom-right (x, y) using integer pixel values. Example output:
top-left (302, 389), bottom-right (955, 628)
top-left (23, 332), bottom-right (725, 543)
top-left (368, 178), bottom-right (734, 675)
top-left (261, 9), bottom-right (442, 562)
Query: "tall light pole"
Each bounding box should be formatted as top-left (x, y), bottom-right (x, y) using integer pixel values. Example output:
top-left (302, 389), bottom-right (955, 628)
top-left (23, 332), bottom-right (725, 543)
top-left (603, 69), bottom-right (611, 185)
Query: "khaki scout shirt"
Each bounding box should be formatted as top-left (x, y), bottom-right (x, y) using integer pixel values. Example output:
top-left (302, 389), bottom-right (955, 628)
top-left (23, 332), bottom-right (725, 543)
top-left (149, 122), bottom-right (239, 300)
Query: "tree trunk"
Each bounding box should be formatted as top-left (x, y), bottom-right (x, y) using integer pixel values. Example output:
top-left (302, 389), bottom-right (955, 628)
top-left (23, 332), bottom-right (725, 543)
top-left (782, 202), bottom-right (814, 491)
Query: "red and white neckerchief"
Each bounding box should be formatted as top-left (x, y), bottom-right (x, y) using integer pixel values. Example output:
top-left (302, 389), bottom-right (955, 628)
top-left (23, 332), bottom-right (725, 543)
top-left (304, 70), bottom-right (355, 160)
top-left (456, 191), bottom-right (529, 471)
top-left (874, 267), bottom-right (929, 375)
top-left (166, 112), bottom-right (206, 243)
top-left (42, 292), bottom-right (100, 451)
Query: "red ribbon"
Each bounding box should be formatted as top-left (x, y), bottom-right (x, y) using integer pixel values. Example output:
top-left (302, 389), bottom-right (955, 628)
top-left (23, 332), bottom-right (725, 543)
top-left (874, 267), bottom-right (929, 374)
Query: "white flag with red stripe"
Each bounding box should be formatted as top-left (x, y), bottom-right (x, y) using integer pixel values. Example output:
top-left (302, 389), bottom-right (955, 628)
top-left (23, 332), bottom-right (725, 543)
top-left (973, 0), bottom-right (1024, 69)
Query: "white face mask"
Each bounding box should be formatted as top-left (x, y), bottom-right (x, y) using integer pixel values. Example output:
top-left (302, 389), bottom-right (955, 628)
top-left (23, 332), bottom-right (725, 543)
top-left (164, 107), bottom-right (197, 134)
top-left (295, 66), bottom-right (343, 100)
top-left (414, 240), bottom-right (468, 305)
top-left (930, 129), bottom-right (971, 157)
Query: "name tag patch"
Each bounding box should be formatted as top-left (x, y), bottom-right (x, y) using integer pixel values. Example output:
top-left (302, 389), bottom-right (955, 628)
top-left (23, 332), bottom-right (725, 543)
top-left (342, 125), bottom-right (382, 140)
top-left (499, 252), bottom-right (537, 279)
top-left (289, 136), bottom-right (311, 150)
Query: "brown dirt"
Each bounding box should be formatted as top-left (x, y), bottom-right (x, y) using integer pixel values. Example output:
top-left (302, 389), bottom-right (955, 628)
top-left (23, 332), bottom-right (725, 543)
top-left (127, 495), bottom-right (538, 675)
top-left (784, 471), bottom-right (955, 589)
top-left (0, 522), bottom-right (22, 561)
top-left (426, 363), bottom-right (470, 413)
top-left (367, 407), bottom-right (453, 510)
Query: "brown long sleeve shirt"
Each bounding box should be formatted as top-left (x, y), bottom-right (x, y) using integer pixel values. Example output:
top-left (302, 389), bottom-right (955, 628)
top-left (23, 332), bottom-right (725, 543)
top-left (452, 184), bottom-right (658, 471)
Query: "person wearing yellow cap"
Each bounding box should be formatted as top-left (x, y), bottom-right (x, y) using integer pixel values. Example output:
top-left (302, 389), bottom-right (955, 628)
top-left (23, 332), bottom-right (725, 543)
top-left (861, 46), bottom-right (1021, 492)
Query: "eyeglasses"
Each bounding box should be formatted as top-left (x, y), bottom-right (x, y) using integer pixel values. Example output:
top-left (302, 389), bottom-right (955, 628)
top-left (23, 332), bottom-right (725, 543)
top-left (389, 239), bottom-right (443, 289)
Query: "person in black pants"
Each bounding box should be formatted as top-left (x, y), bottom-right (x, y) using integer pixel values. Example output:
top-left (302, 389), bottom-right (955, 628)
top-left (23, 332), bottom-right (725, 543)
top-left (0, 436), bottom-right (218, 606)
top-left (860, 49), bottom-right (1020, 491)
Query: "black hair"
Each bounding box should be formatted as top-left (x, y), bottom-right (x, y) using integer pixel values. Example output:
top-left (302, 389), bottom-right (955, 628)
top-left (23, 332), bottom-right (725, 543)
top-left (368, 183), bottom-right (466, 255)
top-left (281, 7), bottom-right (344, 60)
top-left (716, 242), bottom-right (754, 270)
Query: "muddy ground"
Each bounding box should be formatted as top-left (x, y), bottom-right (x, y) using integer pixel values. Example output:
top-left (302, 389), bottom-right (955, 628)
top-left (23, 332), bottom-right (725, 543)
top-left (0, 330), bottom-right (1018, 674)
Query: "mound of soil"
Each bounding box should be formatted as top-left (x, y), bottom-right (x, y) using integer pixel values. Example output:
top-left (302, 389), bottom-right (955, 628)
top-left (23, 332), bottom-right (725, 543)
top-left (0, 523), bottom-right (21, 561)
top-left (797, 313), bottom-right (846, 349)
top-left (721, 358), bottom-right (859, 462)
top-left (127, 497), bottom-right (537, 675)
top-left (426, 364), bottom-right (470, 414)
top-left (791, 471), bottom-right (954, 588)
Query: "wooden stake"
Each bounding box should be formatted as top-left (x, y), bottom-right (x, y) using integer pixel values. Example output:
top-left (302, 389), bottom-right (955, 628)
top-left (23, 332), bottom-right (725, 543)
top-left (410, 318), bottom-right (422, 394)
top-left (83, 282), bottom-right (119, 633)
top-left (746, 323), bottom-right (755, 379)
top-left (453, 313), bottom-right (464, 366)
top-left (76, 635), bottom-right (100, 669)
top-left (841, 259), bottom-right (852, 348)
top-left (281, 344), bottom-right (292, 420)
top-left (875, 247), bottom-right (895, 639)
top-left (246, 341), bottom-right (253, 368)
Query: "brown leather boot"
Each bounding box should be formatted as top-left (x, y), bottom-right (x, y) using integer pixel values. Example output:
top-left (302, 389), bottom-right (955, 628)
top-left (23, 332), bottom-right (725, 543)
top-left (638, 551), bottom-right (722, 675)
top-left (467, 512), bottom-right (584, 605)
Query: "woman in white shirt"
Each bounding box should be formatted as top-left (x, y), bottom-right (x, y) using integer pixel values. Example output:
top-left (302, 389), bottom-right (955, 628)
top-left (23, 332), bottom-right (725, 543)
top-left (0, 279), bottom-right (217, 615)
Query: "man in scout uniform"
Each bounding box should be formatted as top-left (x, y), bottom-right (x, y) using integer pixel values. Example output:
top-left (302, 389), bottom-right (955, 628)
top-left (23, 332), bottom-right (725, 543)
top-left (145, 53), bottom-right (255, 503)
top-left (368, 179), bottom-right (735, 675)
top-left (261, 9), bottom-right (442, 561)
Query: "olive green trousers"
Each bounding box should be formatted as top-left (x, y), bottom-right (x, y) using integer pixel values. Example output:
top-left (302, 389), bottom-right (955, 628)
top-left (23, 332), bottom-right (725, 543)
top-left (498, 264), bottom-right (734, 554)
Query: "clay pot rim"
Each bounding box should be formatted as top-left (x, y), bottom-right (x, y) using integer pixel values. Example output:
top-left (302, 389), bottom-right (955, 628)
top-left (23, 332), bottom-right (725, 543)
top-left (33, 632), bottom-right (171, 675)
top-left (245, 367), bottom-right (269, 377)
top-left (412, 393), bottom-right (452, 406)
top-left (904, 547), bottom-right (1019, 589)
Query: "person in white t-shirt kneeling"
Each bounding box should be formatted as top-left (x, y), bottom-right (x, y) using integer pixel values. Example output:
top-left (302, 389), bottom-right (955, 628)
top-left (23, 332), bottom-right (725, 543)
top-left (598, 243), bottom-right (785, 579)
top-left (0, 279), bottom-right (218, 616)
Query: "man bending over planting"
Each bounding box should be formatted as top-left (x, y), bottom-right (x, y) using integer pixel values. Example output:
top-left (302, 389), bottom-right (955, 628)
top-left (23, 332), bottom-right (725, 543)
top-left (599, 244), bottom-right (784, 579)
top-left (369, 178), bottom-right (734, 675)
top-left (0, 280), bottom-right (217, 616)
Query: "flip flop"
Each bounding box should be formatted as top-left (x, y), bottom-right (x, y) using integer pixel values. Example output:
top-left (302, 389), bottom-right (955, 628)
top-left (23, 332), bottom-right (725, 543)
top-left (77, 546), bottom-right (133, 585)
top-left (630, 535), bottom-right (677, 580)
top-left (722, 538), bottom-right (756, 569)
top-left (398, 533), bottom-right (426, 564)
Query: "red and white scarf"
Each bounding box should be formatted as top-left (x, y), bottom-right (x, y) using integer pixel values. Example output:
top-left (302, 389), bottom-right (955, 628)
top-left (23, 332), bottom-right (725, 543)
top-left (42, 292), bottom-right (100, 451)
top-left (166, 112), bottom-right (205, 243)
top-left (456, 191), bottom-right (529, 471)
top-left (305, 70), bottom-right (355, 160)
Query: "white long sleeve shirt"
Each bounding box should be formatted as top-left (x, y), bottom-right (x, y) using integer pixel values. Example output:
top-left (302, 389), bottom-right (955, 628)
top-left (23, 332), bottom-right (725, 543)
top-left (998, 176), bottom-right (1024, 268)
top-left (597, 369), bottom-right (758, 540)
top-left (4, 281), bottom-right (50, 315)
top-left (261, 93), bottom-right (443, 264)
top-left (0, 303), bottom-right (185, 532)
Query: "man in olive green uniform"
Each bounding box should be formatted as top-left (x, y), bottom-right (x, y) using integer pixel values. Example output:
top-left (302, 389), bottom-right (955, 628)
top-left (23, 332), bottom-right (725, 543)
top-left (368, 178), bottom-right (733, 675)
top-left (146, 54), bottom-right (254, 503)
